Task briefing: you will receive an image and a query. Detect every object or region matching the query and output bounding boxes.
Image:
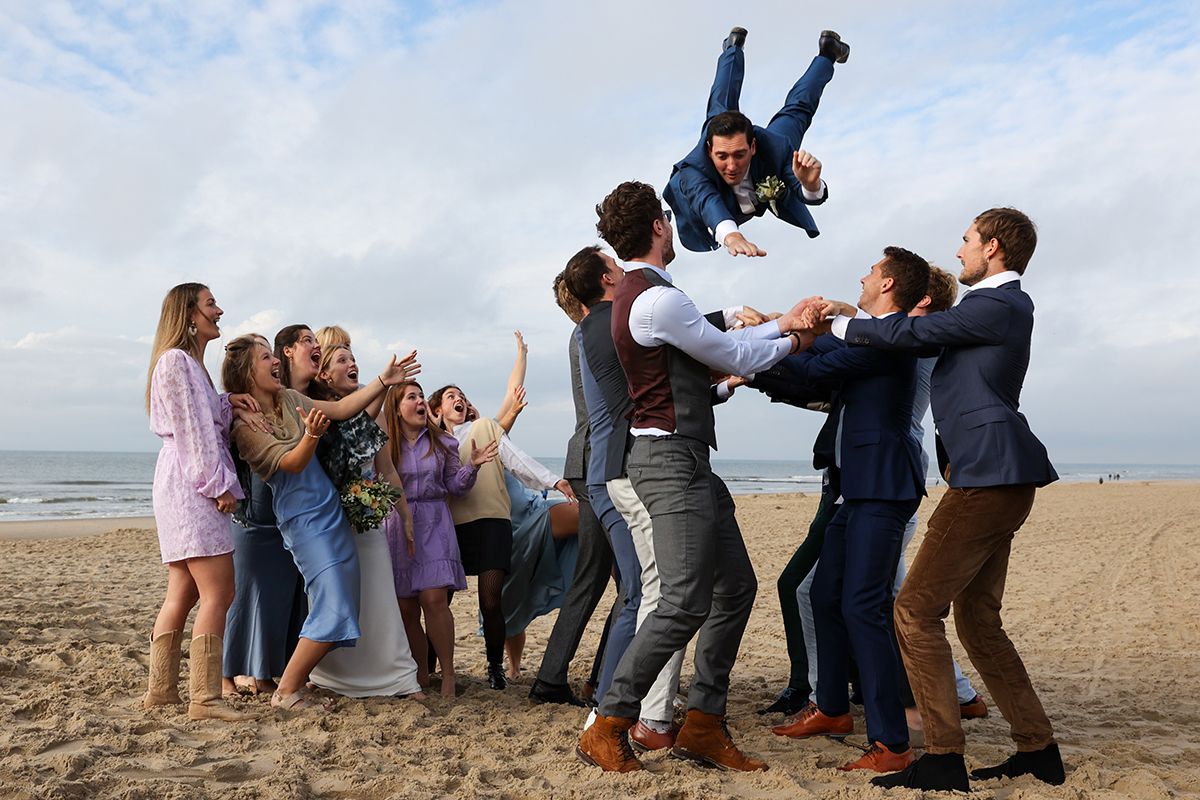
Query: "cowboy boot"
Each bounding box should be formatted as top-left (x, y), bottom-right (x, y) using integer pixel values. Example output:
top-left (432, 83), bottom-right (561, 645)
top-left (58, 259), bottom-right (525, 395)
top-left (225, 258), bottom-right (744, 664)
top-left (142, 629), bottom-right (184, 708)
top-left (187, 634), bottom-right (252, 721)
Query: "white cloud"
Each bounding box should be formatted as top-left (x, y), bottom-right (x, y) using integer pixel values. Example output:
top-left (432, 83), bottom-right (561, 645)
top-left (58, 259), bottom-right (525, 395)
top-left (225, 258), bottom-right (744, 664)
top-left (1, 0), bottom-right (1198, 464)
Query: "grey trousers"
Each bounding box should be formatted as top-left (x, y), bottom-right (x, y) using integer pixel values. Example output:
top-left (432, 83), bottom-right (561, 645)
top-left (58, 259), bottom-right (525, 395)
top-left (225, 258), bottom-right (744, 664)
top-left (599, 435), bottom-right (757, 719)
top-left (534, 478), bottom-right (611, 686)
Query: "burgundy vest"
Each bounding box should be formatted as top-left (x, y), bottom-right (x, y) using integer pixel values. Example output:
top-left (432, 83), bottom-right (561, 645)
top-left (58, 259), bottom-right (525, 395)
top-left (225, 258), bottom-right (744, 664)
top-left (610, 268), bottom-right (717, 449)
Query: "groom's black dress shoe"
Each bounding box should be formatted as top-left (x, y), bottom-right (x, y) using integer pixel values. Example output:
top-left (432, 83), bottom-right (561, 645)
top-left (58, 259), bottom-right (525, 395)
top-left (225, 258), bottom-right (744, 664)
top-left (870, 752), bottom-right (969, 792)
top-left (722, 27), bottom-right (748, 51)
top-left (819, 30), bottom-right (850, 64)
top-left (529, 679), bottom-right (588, 707)
top-left (971, 742), bottom-right (1066, 785)
top-left (757, 686), bottom-right (808, 716)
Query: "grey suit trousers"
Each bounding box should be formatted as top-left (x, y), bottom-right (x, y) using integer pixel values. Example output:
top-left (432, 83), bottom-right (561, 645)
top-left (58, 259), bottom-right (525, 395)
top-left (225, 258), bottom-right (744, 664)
top-left (599, 435), bottom-right (757, 718)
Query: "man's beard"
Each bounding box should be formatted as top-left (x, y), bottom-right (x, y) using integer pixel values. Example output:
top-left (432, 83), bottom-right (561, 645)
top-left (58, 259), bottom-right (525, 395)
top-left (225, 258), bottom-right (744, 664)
top-left (663, 237), bottom-right (676, 267)
top-left (959, 259), bottom-right (987, 286)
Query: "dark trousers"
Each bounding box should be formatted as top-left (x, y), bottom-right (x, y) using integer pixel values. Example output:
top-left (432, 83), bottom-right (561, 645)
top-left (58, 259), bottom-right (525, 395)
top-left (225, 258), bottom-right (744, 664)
top-left (776, 469), bottom-right (840, 690)
top-left (813, 498), bottom-right (919, 748)
top-left (534, 478), bottom-right (610, 687)
top-left (600, 435), bottom-right (756, 719)
top-left (896, 485), bottom-right (1054, 754)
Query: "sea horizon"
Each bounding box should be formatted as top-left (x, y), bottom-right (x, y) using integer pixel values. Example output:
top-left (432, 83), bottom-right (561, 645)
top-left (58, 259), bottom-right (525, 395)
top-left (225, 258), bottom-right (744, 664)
top-left (1, 449), bottom-right (1196, 523)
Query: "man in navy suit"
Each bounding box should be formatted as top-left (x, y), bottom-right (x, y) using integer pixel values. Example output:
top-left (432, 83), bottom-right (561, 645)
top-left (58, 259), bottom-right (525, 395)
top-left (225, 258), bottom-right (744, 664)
top-left (664, 27), bottom-right (849, 258)
top-left (813, 208), bottom-right (1063, 792)
top-left (766, 248), bottom-right (930, 775)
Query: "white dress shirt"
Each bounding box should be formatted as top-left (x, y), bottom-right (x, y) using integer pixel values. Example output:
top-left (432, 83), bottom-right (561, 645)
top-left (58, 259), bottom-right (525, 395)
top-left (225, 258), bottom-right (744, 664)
top-left (713, 178), bottom-right (827, 245)
top-left (623, 261), bottom-right (793, 436)
top-left (451, 420), bottom-right (559, 491)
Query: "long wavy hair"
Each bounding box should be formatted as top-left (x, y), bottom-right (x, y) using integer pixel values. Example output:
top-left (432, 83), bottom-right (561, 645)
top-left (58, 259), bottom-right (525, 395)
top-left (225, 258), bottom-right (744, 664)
top-left (273, 324), bottom-right (312, 392)
top-left (145, 282), bottom-right (208, 413)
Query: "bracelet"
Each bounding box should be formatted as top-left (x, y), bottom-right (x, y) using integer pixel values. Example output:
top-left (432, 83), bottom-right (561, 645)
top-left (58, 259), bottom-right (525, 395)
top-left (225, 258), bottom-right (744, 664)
top-left (304, 430), bottom-right (320, 439)
top-left (788, 332), bottom-right (802, 352)
top-left (378, 375), bottom-right (386, 389)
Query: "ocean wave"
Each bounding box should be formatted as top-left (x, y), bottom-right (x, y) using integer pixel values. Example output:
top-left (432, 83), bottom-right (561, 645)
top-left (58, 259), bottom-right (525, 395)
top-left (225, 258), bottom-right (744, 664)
top-left (0, 495), bottom-right (144, 505)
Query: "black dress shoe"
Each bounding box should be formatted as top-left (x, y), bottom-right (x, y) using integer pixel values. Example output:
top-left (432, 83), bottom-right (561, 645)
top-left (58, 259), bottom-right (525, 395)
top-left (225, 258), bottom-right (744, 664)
top-left (757, 686), bottom-right (809, 716)
top-left (722, 26), bottom-right (748, 51)
top-left (819, 29), bottom-right (850, 64)
top-left (871, 752), bottom-right (969, 792)
top-left (529, 679), bottom-right (587, 707)
top-left (971, 742), bottom-right (1065, 785)
top-left (487, 663), bottom-right (507, 690)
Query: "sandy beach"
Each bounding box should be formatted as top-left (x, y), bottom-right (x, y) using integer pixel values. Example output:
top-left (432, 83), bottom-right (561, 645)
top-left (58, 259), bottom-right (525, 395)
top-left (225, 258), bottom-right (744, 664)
top-left (1, 481), bottom-right (1197, 799)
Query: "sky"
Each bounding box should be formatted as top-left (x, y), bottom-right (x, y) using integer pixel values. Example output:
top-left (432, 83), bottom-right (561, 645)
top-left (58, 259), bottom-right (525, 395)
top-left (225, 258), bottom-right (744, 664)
top-left (1, 0), bottom-right (1198, 464)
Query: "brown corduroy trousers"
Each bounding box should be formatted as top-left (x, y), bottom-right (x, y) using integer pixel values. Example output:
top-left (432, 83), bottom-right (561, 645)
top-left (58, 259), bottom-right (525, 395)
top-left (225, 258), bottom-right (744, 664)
top-left (894, 485), bottom-right (1055, 755)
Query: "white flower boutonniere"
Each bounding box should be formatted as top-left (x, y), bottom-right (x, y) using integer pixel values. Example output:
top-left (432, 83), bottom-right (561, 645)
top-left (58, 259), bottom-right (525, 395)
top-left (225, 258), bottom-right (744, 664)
top-left (754, 175), bottom-right (787, 217)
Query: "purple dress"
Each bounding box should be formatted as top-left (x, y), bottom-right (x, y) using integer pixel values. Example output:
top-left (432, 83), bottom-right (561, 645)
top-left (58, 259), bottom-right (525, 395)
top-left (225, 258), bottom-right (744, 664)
top-left (385, 428), bottom-right (476, 597)
top-left (149, 348), bottom-right (243, 563)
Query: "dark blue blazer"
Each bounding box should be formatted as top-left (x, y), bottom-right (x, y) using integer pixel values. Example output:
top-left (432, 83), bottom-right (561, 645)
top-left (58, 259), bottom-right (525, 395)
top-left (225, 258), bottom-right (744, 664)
top-left (776, 333), bottom-right (925, 502)
top-left (663, 50), bottom-right (832, 253)
top-left (845, 281), bottom-right (1058, 489)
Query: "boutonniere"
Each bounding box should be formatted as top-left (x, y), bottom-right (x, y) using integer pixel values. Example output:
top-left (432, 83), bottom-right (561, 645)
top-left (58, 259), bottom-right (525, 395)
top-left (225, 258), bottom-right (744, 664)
top-left (754, 176), bottom-right (787, 216)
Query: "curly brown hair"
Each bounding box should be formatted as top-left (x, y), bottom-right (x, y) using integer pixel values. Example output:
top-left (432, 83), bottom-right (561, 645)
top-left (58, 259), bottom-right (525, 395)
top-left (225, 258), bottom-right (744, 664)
top-left (924, 265), bottom-right (959, 313)
top-left (595, 181), bottom-right (662, 261)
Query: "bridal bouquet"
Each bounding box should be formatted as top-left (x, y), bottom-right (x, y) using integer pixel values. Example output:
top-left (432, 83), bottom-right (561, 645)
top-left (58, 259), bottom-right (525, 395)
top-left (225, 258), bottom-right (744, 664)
top-left (754, 175), bottom-right (787, 216)
top-left (339, 477), bottom-right (404, 534)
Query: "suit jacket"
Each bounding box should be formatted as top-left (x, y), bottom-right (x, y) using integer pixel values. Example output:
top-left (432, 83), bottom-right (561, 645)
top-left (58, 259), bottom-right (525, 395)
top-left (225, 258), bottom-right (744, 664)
top-left (562, 330), bottom-right (589, 481)
top-left (774, 334), bottom-right (925, 502)
top-left (845, 281), bottom-right (1058, 489)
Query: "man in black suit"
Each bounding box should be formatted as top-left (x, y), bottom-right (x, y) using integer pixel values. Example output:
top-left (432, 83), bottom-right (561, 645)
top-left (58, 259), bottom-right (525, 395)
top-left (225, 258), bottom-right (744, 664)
top-left (812, 208), bottom-right (1062, 792)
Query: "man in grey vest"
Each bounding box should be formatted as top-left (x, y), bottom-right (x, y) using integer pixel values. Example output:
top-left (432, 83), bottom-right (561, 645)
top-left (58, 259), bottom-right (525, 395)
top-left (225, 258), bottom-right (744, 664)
top-left (575, 180), bottom-right (812, 773)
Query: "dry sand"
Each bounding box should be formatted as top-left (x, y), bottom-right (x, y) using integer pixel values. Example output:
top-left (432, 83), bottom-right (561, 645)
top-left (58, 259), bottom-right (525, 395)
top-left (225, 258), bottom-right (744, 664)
top-left (1, 481), bottom-right (1197, 799)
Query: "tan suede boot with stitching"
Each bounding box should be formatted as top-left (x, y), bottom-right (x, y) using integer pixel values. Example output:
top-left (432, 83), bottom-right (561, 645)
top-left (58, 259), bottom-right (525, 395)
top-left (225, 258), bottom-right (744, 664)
top-left (187, 634), bottom-right (252, 721)
top-left (576, 715), bottom-right (642, 772)
top-left (142, 629), bottom-right (184, 709)
top-left (671, 709), bottom-right (768, 771)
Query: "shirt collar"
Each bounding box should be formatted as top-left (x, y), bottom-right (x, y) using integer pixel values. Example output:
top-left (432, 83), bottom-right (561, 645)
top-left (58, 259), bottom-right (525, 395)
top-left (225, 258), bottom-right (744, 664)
top-left (969, 270), bottom-right (1021, 291)
top-left (624, 260), bottom-right (673, 285)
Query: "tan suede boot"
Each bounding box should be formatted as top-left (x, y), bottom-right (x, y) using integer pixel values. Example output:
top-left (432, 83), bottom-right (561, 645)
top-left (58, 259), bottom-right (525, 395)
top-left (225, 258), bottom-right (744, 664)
top-left (576, 715), bottom-right (642, 772)
top-left (187, 634), bottom-right (252, 721)
top-left (671, 709), bottom-right (768, 771)
top-left (142, 629), bottom-right (184, 709)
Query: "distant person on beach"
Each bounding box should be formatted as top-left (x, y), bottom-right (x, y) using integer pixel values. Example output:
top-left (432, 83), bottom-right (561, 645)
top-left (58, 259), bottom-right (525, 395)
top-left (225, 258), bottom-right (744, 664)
top-left (144, 282), bottom-right (257, 722)
top-left (808, 208), bottom-right (1063, 791)
top-left (223, 334), bottom-right (414, 710)
top-left (664, 27), bottom-right (847, 257)
top-left (576, 180), bottom-right (815, 773)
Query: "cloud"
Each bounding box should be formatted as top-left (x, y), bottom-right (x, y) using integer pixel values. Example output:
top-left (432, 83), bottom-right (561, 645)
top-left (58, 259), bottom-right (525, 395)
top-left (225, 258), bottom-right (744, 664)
top-left (0, 0), bottom-right (1198, 464)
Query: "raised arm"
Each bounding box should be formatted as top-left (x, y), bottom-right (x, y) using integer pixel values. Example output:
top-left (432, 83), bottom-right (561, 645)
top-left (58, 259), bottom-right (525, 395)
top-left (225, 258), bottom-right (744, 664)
top-left (843, 292), bottom-right (1012, 351)
top-left (495, 331), bottom-right (527, 423)
top-left (310, 351), bottom-right (419, 420)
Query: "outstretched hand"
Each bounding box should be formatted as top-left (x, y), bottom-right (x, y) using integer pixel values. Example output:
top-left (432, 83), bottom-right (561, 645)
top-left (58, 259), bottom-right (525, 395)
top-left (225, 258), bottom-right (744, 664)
top-left (734, 305), bottom-right (781, 328)
top-left (380, 351), bottom-right (421, 386)
top-left (513, 330), bottom-right (527, 357)
top-left (723, 231), bottom-right (766, 258)
top-left (470, 437), bottom-right (500, 467)
top-left (792, 149), bottom-right (823, 193)
top-left (508, 386), bottom-right (528, 418)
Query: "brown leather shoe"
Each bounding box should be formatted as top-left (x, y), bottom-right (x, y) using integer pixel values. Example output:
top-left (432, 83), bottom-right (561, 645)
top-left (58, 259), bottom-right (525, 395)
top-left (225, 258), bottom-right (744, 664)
top-left (771, 703), bottom-right (853, 738)
top-left (671, 709), bottom-right (767, 771)
top-left (576, 715), bottom-right (642, 772)
top-left (629, 720), bottom-right (678, 752)
top-left (960, 694), bottom-right (989, 719)
top-left (838, 741), bottom-right (917, 773)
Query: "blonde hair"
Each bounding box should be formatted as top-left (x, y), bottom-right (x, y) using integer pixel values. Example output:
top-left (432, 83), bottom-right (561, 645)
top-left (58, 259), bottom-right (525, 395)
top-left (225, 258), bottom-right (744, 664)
top-left (145, 282), bottom-right (209, 412)
top-left (312, 343), bottom-right (351, 401)
top-left (316, 325), bottom-right (352, 351)
top-left (221, 334), bottom-right (266, 396)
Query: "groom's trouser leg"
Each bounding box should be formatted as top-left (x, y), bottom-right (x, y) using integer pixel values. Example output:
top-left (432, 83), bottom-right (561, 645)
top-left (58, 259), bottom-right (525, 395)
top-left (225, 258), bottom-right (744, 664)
top-left (765, 56), bottom-right (836, 149)
top-left (706, 44), bottom-right (746, 119)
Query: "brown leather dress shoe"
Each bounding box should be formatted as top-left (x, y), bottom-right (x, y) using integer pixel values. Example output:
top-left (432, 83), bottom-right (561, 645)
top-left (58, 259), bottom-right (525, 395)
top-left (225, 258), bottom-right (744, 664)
top-left (629, 720), bottom-right (678, 752)
top-left (960, 694), bottom-right (989, 719)
top-left (671, 709), bottom-right (767, 771)
top-left (838, 741), bottom-right (917, 773)
top-left (576, 715), bottom-right (642, 772)
top-left (771, 703), bottom-right (853, 739)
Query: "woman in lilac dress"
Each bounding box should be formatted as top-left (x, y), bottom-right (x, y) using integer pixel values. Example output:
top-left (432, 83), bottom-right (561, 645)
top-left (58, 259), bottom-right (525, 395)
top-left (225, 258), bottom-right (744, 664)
top-left (144, 282), bottom-right (254, 722)
top-left (383, 382), bottom-right (497, 697)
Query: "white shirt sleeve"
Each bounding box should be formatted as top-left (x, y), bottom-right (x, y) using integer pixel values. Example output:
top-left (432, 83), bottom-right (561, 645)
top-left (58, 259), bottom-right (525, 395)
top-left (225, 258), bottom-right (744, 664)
top-left (830, 314), bottom-right (852, 340)
top-left (498, 433), bottom-right (559, 491)
top-left (715, 380), bottom-right (733, 399)
top-left (630, 286), bottom-right (792, 376)
top-left (801, 179), bottom-right (827, 202)
top-left (713, 219), bottom-right (740, 246)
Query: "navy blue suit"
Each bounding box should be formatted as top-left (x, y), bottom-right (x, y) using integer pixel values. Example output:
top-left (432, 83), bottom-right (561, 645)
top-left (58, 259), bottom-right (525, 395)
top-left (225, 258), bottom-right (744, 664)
top-left (664, 46), bottom-right (834, 253)
top-left (845, 281), bottom-right (1058, 488)
top-left (773, 331), bottom-right (924, 748)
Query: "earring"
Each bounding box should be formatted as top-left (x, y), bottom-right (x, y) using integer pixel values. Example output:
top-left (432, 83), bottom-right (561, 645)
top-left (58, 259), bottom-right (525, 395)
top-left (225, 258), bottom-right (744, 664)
top-left (188, 323), bottom-right (198, 336)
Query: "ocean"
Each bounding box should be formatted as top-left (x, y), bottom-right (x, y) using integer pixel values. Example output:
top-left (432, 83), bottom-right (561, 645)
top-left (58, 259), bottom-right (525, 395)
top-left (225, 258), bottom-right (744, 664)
top-left (0, 450), bottom-right (1196, 523)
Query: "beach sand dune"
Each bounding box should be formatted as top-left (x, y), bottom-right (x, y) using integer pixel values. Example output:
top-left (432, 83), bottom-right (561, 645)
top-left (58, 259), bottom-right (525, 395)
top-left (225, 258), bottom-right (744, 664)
top-left (1, 482), bottom-right (1197, 798)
